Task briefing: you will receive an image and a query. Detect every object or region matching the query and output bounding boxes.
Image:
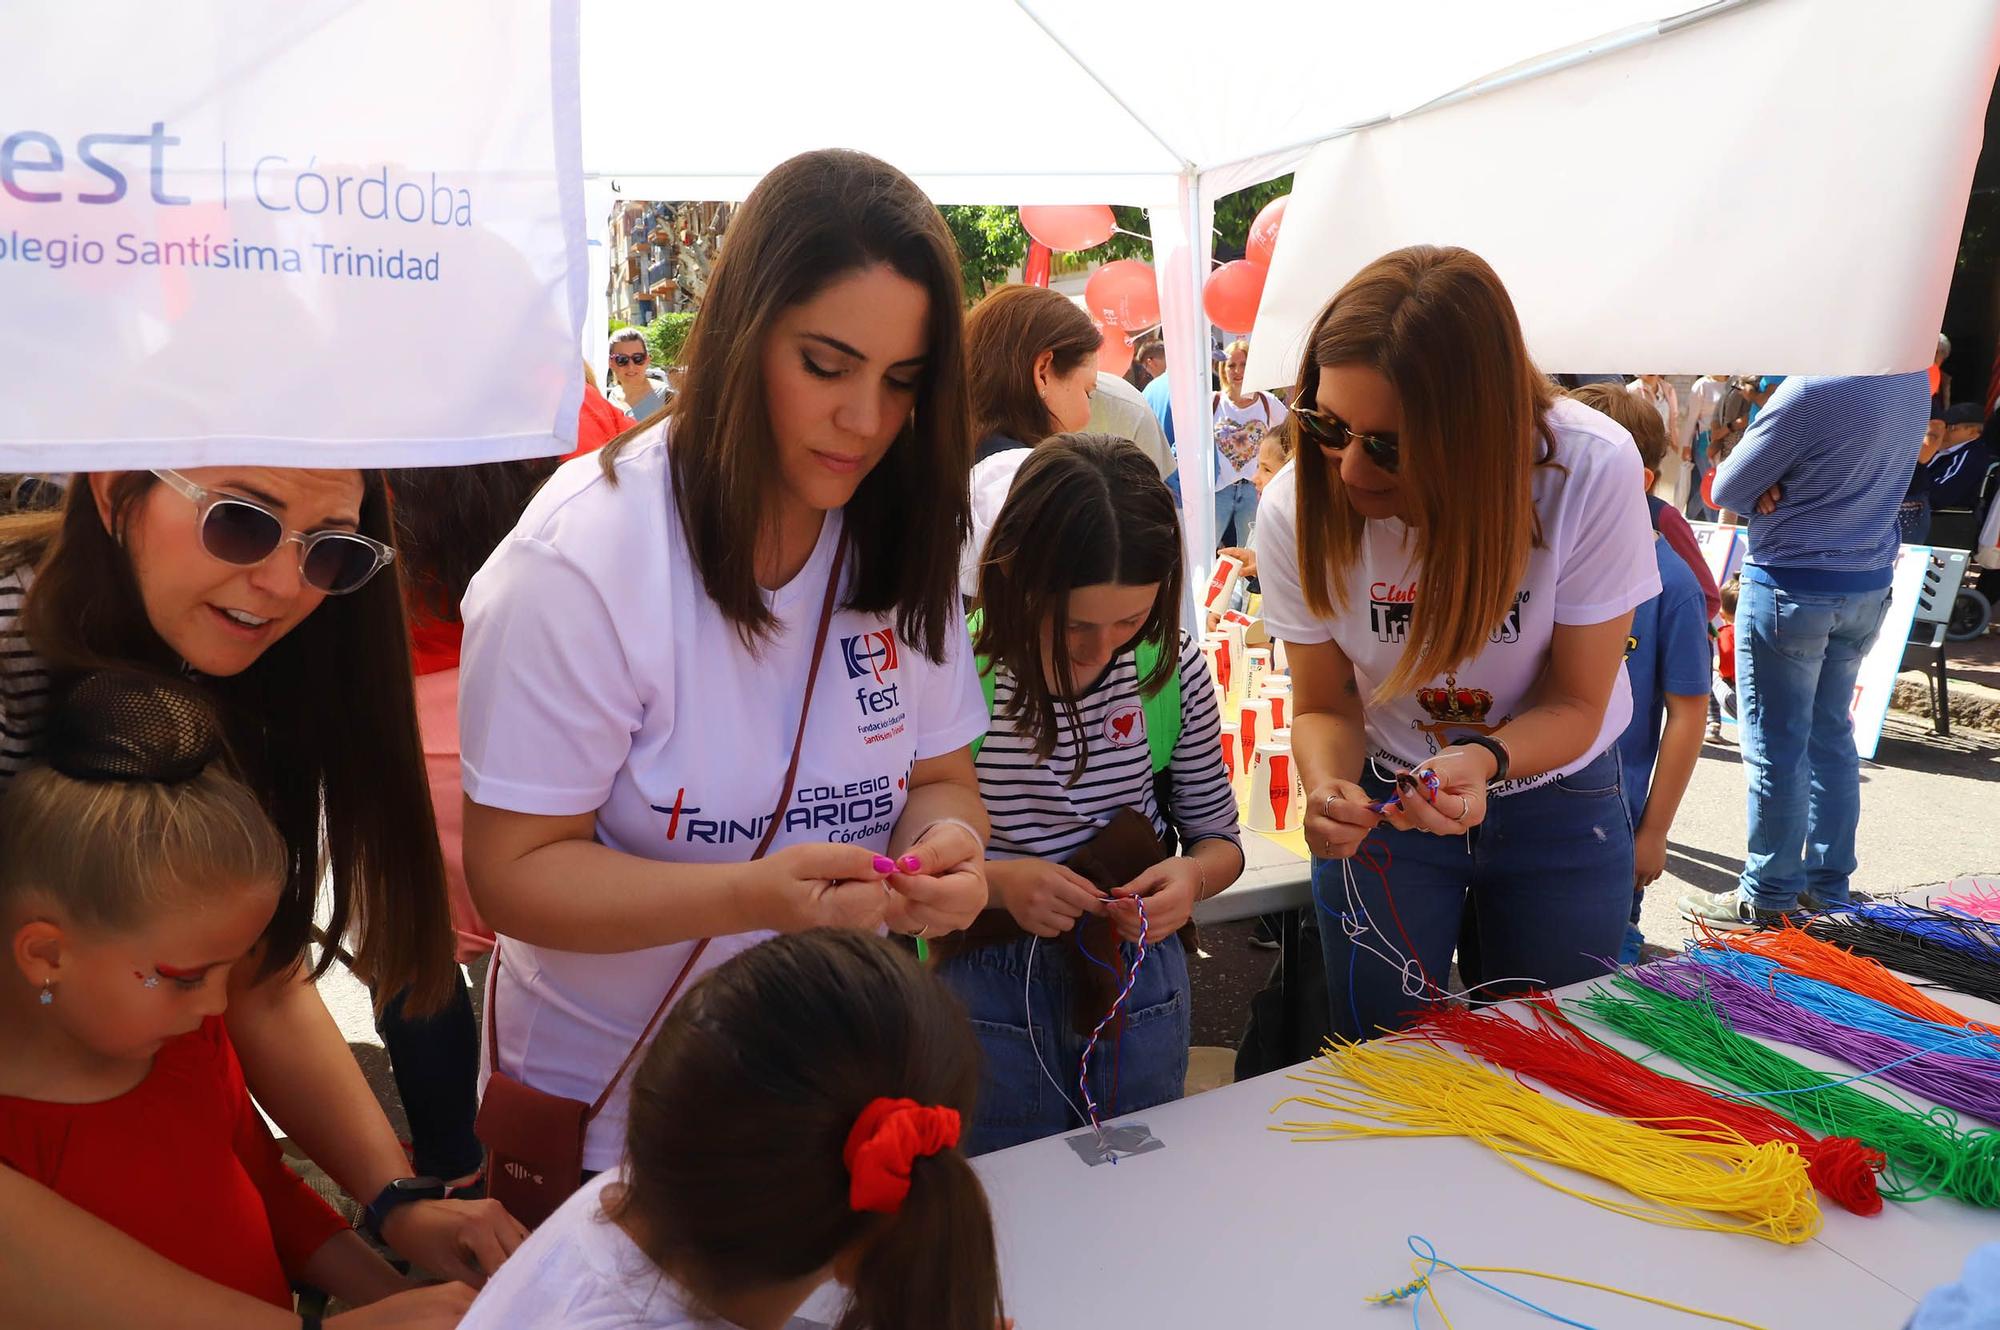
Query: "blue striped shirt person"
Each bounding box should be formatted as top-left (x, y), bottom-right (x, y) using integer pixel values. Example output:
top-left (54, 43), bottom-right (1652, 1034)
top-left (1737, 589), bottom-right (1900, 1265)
top-left (1681, 372), bottom-right (1928, 932)
top-left (1710, 373), bottom-right (1930, 589)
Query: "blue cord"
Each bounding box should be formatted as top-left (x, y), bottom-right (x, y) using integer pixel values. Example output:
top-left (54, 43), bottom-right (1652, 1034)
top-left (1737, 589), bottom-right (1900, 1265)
top-left (1397, 1235), bottom-right (1601, 1329)
top-left (1682, 949), bottom-right (2000, 1063)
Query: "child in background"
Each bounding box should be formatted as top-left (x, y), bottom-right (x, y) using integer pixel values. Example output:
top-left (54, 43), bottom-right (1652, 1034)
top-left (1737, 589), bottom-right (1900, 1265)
top-left (942, 436), bottom-right (1243, 1155)
top-left (1568, 387), bottom-right (1712, 965)
top-left (460, 930), bottom-right (1005, 1330)
top-left (0, 672), bottom-right (470, 1328)
top-left (1711, 577), bottom-right (1741, 742)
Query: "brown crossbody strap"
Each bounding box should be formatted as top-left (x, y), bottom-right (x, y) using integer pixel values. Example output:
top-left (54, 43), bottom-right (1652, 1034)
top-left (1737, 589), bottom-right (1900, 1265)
top-left (486, 537), bottom-right (850, 1120)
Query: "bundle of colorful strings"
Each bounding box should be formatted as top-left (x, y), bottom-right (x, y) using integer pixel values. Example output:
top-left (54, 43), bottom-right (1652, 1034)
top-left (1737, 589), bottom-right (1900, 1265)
top-left (1803, 912), bottom-right (2000, 1008)
top-left (1701, 924), bottom-right (1999, 1036)
top-left (1271, 1039), bottom-right (1821, 1243)
top-left (1635, 954), bottom-right (2000, 1126)
top-left (1841, 902), bottom-right (2000, 961)
top-left (1932, 881), bottom-right (2000, 923)
top-left (1408, 1001), bottom-right (1884, 1213)
top-left (1366, 1234), bottom-right (1773, 1330)
top-left (1574, 974), bottom-right (2000, 1207)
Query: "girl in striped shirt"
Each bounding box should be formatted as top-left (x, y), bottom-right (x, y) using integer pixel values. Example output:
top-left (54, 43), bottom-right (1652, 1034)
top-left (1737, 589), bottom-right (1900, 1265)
top-left (941, 435), bottom-right (1243, 1155)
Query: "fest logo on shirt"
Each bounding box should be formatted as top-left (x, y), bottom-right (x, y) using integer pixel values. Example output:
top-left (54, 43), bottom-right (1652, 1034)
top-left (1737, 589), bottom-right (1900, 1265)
top-left (840, 628), bottom-right (904, 725)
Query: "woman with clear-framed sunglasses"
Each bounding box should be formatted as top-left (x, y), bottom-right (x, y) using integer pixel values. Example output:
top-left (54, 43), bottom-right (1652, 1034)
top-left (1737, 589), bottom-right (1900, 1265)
top-left (0, 466), bottom-right (527, 1328)
top-left (1252, 245), bottom-right (1659, 1043)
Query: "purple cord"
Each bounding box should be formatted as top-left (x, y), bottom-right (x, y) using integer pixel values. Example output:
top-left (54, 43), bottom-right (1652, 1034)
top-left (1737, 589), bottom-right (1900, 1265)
top-left (1633, 958), bottom-right (2000, 1125)
top-left (1080, 895), bottom-right (1150, 1151)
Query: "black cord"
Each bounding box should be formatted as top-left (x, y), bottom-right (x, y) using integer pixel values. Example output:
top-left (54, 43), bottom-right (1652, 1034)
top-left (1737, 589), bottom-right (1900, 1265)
top-left (1802, 911), bottom-right (2000, 1008)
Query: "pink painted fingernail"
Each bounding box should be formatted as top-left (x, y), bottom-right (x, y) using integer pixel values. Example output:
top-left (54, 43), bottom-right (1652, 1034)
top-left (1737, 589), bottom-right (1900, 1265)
top-left (872, 855), bottom-right (897, 874)
top-left (899, 854), bottom-right (923, 873)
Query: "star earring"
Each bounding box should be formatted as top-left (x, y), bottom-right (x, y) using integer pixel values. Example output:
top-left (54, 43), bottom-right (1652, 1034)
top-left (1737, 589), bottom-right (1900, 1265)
top-left (38, 981), bottom-right (53, 1006)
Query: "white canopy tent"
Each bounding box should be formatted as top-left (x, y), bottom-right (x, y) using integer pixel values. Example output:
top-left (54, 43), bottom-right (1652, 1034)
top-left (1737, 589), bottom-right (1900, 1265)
top-left (582, 0), bottom-right (2000, 569)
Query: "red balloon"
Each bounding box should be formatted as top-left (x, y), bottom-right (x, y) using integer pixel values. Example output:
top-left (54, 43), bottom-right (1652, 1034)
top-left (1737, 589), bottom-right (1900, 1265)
top-left (1246, 194), bottom-right (1288, 268)
top-left (1019, 204), bottom-right (1116, 253)
top-left (1093, 320), bottom-right (1134, 376)
top-left (1083, 259), bottom-right (1160, 332)
top-left (1203, 259), bottom-right (1268, 333)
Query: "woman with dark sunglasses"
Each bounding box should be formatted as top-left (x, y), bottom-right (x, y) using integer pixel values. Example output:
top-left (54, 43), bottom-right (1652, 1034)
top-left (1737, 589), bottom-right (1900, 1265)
top-left (1252, 245), bottom-right (1659, 1042)
top-left (0, 467), bottom-right (526, 1328)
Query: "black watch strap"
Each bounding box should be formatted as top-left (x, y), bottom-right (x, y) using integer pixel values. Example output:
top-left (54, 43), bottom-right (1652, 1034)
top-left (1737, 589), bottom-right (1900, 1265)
top-left (362, 1176), bottom-right (448, 1243)
top-left (1454, 734), bottom-right (1511, 785)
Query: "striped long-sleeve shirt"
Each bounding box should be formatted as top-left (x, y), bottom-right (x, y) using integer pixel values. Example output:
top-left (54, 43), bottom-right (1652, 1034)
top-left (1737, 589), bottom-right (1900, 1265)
top-left (1711, 373), bottom-right (1929, 591)
top-left (0, 569), bottom-right (49, 792)
top-left (975, 631), bottom-right (1240, 863)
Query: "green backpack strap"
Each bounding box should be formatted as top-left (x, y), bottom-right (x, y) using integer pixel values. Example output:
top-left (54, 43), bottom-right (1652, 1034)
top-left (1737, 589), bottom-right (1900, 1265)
top-left (1133, 636), bottom-right (1181, 775)
top-left (968, 608), bottom-right (995, 759)
top-left (967, 608), bottom-right (1180, 775)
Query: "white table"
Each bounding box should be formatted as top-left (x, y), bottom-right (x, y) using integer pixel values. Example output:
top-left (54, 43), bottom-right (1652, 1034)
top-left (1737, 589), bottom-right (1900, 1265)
top-left (1192, 830), bottom-right (1312, 926)
top-left (973, 908), bottom-right (1999, 1329)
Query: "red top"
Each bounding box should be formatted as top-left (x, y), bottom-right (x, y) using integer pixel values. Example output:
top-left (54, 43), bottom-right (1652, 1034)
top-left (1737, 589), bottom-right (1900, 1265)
top-left (0, 1017), bottom-right (347, 1308)
top-left (566, 381), bottom-right (636, 461)
top-left (1718, 623), bottom-right (1738, 685)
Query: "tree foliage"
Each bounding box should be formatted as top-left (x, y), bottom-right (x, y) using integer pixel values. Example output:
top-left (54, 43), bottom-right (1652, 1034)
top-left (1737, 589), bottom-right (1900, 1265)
top-left (941, 176), bottom-right (1293, 301)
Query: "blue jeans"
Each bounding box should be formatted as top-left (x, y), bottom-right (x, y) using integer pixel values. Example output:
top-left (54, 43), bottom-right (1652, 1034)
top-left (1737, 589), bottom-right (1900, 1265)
top-left (939, 932), bottom-right (1190, 1156)
top-left (1314, 747), bottom-right (1633, 1040)
top-left (1735, 569), bottom-right (1891, 911)
top-left (1215, 478), bottom-right (1259, 549)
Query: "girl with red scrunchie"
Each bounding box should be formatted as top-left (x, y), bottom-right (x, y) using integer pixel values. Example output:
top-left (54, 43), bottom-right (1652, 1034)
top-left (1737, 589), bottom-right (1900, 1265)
top-left (459, 930), bottom-right (1005, 1330)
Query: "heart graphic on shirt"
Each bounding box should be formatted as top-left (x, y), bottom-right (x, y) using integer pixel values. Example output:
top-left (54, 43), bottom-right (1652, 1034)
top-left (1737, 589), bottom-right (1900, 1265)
top-left (1104, 704), bottom-right (1143, 747)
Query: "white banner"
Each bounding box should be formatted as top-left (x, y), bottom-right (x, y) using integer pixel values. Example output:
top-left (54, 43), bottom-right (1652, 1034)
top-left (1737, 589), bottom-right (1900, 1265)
top-left (0, 0), bottom-right (584, 468)
top-left (1851, 545), bottom-right (1931, 762)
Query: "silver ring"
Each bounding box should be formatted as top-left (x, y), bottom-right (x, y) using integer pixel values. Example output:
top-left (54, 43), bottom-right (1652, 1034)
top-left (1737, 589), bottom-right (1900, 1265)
top-left (1456, 795), bottom-right (1470, 821)
top-left (1323, 794), bottom-right (1335, 818)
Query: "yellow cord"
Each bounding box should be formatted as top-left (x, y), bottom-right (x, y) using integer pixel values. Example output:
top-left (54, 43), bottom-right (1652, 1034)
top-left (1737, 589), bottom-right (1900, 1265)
top-left (1272, 1042), bottom-right (1821, 1245)
top-left (1369, 1261), bottom-right (1774, 1330)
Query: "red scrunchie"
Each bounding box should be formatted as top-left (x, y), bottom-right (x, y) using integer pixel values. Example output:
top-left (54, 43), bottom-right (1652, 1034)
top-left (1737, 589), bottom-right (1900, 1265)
top-left (843, 1096), bottom-right (962, 1214)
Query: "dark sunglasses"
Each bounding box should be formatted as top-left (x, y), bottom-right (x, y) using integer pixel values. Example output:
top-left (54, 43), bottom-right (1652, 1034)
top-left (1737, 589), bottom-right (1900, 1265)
top-left (610, 350), bottom-right (649, 367)
top-left (1295, 407), bottom-right (1401, 473)
top-left (150, 469), bottom-right (394, 595)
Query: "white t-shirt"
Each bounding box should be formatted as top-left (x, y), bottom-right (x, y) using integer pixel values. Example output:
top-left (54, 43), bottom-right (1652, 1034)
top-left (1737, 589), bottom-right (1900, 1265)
top-left (959, 447), bottom-right (1030, 597)
top-left (1213, 391), bottom-right (1289, 490)
top-left (1087, 372), bottom-right (1175, 479)
top-left (1252, 396), bottom-right (1660, 792)
top-left (460, 428), bottom-right (988, 1168)
top-left (459, 1171), bottom-right (721, 1329)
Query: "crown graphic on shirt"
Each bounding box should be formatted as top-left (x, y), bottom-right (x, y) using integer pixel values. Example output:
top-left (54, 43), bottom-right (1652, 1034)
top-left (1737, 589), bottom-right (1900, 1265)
top-left (1415, 675), bottom-right (1494, 726)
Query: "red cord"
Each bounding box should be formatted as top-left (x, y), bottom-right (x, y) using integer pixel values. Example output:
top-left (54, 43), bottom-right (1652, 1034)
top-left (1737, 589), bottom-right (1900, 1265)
top-left (1359, 837), bottom-right (1435, 992)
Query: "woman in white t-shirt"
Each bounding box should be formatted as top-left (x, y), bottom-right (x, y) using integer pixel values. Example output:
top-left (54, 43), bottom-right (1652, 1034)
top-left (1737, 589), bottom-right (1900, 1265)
top-left (458, 150), bottom-right (993, 1181)
top-left (460, 931), bottom-right (1004, 1330)
top-left (1213, 337), bottom-right (1290, 549)
top-left (1252, 246), bottom-right (1659, 1040)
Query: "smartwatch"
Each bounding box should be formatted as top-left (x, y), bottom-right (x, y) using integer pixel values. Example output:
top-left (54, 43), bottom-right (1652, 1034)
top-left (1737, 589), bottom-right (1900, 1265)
top-left (1452, 734), bottom-right (1511, 786)
top-left (362, 1175), bottom-right (449, 1243)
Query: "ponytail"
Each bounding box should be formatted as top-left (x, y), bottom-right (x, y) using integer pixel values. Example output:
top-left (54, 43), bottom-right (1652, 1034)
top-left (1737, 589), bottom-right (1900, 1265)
top-left (842, 1149), bottom-right (1003, 1330)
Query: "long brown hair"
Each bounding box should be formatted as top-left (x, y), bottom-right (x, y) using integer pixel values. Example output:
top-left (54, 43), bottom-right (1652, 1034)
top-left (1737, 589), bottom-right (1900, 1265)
top-left (0, 477), bottom-right (456, 1013)
top-left (965, 284), bottom-right (1103, 449)
top-left (1289, 245), bottom-right (1556, 701)
top-left (973, 435), bottom-right (1183, 776)
top-left (609, 930), bottom-right (1003, 1330)
top-left (601, 149), bottom-right (972, 661)
top-left (388, 461), bottom-right (559, 623)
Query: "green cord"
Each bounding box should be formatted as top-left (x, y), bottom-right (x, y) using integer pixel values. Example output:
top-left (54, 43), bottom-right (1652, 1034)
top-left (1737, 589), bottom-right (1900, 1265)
top-left (1570, 975), bottom-right (2000, 1208)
